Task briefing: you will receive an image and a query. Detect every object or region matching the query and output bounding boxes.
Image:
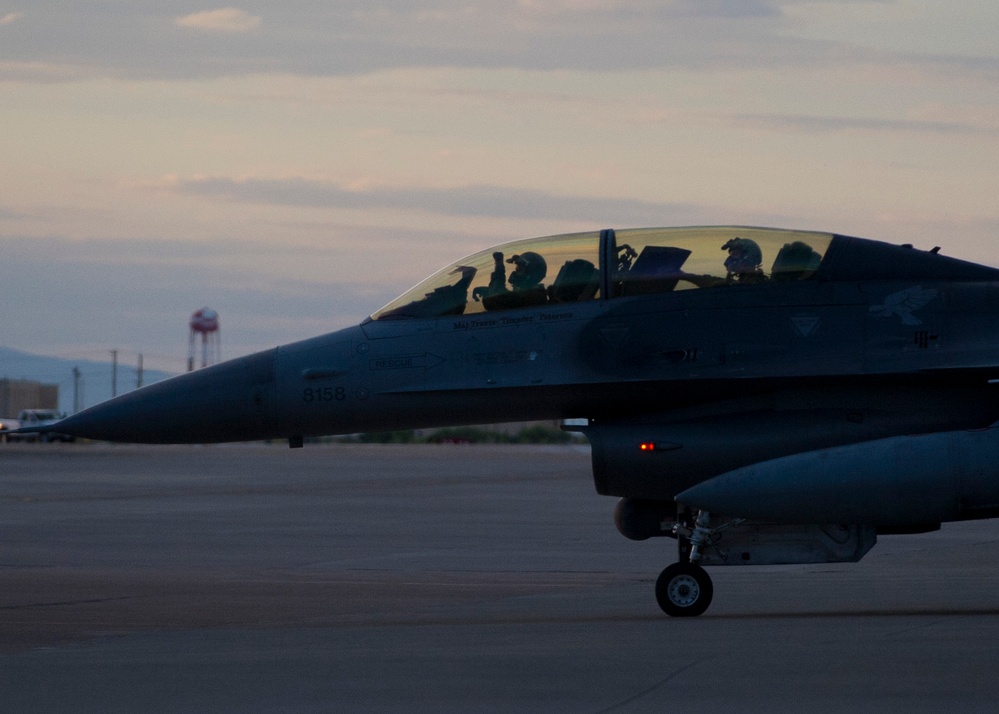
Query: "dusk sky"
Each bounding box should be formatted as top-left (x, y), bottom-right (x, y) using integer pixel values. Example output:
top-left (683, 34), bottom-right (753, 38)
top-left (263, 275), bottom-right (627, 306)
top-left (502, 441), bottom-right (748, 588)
top-left (2, 1), bottom-right (997, 372)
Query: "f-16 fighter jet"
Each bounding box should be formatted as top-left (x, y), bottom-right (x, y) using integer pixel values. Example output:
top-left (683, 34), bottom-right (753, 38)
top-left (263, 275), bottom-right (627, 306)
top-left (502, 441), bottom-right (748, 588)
top-left (27, 226), bottom-right (999, 616)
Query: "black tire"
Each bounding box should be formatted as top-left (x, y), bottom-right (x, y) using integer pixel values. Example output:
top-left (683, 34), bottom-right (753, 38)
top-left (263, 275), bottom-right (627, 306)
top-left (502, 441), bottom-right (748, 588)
top-left (655, 562), bottom-right (713, 617)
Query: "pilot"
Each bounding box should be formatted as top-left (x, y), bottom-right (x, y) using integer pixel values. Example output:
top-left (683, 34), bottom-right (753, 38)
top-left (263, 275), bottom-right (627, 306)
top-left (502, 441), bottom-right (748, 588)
top-left (672, 237), bottom-right (765, 288)
top-left (481, 251), bottom-right (549, 310)
top-left (507, 251), bottom-right (547, 291)
top-left (722, 237), bottom-right (765, 283)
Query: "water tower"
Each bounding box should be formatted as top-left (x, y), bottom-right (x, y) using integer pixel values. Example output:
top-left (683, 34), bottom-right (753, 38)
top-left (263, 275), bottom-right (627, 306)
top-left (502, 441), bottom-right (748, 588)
top-left (188, 307), bottom-right (221, 371)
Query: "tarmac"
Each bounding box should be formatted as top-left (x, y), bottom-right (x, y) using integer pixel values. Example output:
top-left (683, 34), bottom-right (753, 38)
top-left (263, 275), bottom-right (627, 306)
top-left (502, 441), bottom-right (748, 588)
top-left (2, 442), bottom-right (999, 713)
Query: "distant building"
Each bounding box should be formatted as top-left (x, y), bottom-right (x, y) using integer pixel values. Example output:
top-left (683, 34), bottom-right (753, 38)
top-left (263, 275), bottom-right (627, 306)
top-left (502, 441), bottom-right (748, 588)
top-left (0, 379), bottom-right (59, 416)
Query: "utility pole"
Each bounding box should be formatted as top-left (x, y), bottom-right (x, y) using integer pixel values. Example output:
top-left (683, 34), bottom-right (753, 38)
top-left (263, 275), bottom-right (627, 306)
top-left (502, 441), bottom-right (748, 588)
top-left (137, 354), bottom-right (144, 389)
top-left (73, 366), bottom-right (82, 413)
top-left (110, 349), bottom-right (118, 398)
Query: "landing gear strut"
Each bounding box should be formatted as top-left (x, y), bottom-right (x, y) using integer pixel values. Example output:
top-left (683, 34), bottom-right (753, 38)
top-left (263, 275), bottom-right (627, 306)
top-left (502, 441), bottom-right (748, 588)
top-left (656, 509), bottom-right (715, 617)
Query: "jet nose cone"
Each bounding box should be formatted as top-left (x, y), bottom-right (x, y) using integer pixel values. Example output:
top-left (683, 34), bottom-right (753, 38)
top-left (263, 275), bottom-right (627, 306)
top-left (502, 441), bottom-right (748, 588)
top-left (57, 349), bottom-right (279, 443)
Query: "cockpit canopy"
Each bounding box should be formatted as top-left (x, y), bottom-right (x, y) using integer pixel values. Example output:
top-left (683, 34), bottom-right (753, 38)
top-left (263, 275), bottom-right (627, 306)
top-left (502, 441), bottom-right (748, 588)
top-left (371, 227), bottom-right (839, 320)
top-left (371, 227), bottom-right (837, 321)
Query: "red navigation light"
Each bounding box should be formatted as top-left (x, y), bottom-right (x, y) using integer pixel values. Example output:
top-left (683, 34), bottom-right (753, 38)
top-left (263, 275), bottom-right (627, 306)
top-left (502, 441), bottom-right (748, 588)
top-left (639, 442), bottom-right (655, 452)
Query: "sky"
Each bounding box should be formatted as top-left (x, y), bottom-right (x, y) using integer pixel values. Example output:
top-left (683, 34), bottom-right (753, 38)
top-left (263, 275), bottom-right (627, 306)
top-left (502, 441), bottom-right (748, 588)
top-left (1, 1), bottom-right (998, 373)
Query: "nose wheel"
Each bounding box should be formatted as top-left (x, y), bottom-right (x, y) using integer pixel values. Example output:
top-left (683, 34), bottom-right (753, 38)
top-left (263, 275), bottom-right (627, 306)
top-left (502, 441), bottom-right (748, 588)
top-left (654, 508), bottom-right (717, 617)
top-left (655, 562), bottom-right (713, 617)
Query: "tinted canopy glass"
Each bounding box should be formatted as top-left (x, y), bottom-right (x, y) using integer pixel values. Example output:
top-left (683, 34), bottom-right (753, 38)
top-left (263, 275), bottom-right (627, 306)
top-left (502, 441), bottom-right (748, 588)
top-left (612, 227), bottom-right (833, 297)
top-left (371, 227), bottom-right (836, 321)
top-left (372, 231), bottom-right (602, 320)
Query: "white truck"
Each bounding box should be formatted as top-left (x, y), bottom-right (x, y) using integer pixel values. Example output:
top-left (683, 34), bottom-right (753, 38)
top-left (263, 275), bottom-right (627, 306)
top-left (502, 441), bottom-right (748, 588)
top-left (15, 409), bottom-right (74, 442)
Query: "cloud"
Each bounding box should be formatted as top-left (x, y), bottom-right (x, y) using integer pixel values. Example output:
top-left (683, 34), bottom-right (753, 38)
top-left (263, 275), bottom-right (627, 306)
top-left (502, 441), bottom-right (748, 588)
top-left (0, 12), bottom-right (23, 27)
top-left (669, 0), bottom-right (777, 18)
top-left (175, 8), bottom-right (261, 34)
top-left (168, 175), bottom-right (713, 226)
top-left (503, 0), bottom-right (776, 21)
top-left (0, 2), bottom-right (994, 83)
top-left (0, 205), bottom-right (27, 220)
top-left (733, 113), bottom-right (999, 136)
top-left (0, 60), bottom-right (91, 82)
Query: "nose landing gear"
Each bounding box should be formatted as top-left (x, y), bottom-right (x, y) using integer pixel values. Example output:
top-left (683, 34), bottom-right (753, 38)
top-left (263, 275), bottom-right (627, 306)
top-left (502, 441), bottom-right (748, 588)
top-left (656, 509), bottom-right (717, 617)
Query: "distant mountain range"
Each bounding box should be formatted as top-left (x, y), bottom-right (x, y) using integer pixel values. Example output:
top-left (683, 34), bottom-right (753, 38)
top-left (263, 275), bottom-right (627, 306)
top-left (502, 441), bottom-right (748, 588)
top-left (0, 346), bottom-right (177, 415)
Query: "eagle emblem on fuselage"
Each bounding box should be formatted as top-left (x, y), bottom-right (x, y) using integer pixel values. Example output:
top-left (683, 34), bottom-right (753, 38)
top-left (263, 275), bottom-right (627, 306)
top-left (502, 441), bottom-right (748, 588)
top-left (869, 286), bottom-right (939, 326)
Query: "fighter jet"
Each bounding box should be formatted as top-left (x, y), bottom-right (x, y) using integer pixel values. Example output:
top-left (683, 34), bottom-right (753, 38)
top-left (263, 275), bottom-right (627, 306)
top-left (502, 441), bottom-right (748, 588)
top-left (26, 226), bottom-right (999, 616)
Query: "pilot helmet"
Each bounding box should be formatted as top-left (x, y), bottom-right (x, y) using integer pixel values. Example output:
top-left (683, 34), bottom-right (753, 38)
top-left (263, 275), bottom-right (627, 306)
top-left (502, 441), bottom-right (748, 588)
top-left (722, 237), bottom-right (763, 276)
top-left (507, 251), bottom-right (547, 289)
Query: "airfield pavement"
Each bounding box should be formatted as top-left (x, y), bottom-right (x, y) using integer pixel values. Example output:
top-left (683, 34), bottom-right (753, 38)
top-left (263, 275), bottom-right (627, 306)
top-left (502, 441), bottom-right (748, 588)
top-left (1, 442), bottom-right (999, 713)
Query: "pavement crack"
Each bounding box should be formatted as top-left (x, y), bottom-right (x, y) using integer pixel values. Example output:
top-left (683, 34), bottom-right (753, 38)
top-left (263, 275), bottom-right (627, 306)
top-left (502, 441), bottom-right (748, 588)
top-left (0, 596), bottom-right (139, 611)
top-left (590, 654), bottom-right (718, 714)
